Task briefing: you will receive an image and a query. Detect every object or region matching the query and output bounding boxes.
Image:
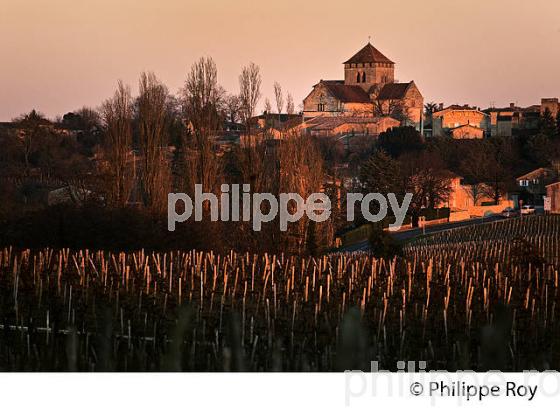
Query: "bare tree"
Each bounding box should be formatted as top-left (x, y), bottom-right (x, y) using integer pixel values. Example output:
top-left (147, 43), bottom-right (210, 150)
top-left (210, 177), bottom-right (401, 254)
top-left (374, 99), bottom-right (410, 123)
top-left (239, 62), bottom-right (262, 136)
top-left (400, 151), bottom-right (453, 209)
top-left (481, 139), bottom-right (515, 204)
top-left (222, 93), bottom-right (241, 123)
top-left (231, 133), bottom-right (328, 254)
top-left (264, 98), bottom-right (272, 114)
top-left (459, 144), bottom-right (492, 206)
top-left (274, 82), bottom-right (284, 117)
top-left (277, 134), bottom-right (327, 252)
top-left (286, 93), bottom-right (295, 115)
top-left (100, 81), bottom-right (134, 207)
top-left (137, 72), bottom-right (171, 213)
top-left (464, 183), bottom-right (486, 207)
top-left (182, 57), bottom-right (223, 194)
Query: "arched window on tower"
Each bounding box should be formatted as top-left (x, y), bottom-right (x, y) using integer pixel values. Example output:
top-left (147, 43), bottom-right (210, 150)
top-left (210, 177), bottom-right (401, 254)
top-left (356, 72), bottom-right (361, 83)
top-left (362, 72), bottom-right (366, 83)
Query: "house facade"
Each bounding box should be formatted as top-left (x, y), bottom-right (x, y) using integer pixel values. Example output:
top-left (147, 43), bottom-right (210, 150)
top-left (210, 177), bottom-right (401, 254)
top-left (449, 124), bottom-right (485, 139)
top-left (301, 116), bottom-right (399, 138)
top-left (546, 182), bottom-right (560, 214)
top-left (431, 105), bottom-right (489, 138)
top-left (445, 175), bottom-right (513, 218)
top-left (516, 166), bottom-right (558, 206)
top-left (485, 103), bottom-right (540, 137)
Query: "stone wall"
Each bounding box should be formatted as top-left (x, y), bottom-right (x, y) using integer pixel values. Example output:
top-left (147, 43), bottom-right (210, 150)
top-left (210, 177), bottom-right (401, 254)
top-left (344, 62), bottom-right (394, 91)
top-left (303, 84), bottom-right (343, 117)
top-left (432, 110), bottom-right (488, 137)
top-left (451, 126), bottom-right (484, 139)
top-left (402, 83), bottom-right (423, 125)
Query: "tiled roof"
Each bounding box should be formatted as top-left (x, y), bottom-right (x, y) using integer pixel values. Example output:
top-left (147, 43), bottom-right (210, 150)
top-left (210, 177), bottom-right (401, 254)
top-left (319, 80), bottom-right (372, 103)
top-left (304, 116), bottom-right (394, 131)
top-left (252, 113), bottom-right (302, 123)
top-left (343, 42), bottom-right (394, 65)
top-left (376, 82), bottom-right (411, 100)
top-left (516, 167), bottom-right (552, 181)
top-left (432, 105), bottom-right (489, 117)
top-left (451, 124), bottom-right (483, 130)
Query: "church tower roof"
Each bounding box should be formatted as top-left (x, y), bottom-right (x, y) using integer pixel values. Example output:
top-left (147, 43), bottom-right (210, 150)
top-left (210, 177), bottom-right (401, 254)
top-left (343, 42), bottom-right (394, 65)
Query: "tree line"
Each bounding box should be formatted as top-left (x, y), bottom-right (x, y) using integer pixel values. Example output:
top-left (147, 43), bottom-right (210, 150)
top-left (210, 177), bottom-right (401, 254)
top-left (0, 58), bottom-right (332, 255)
top-left (1, 58), bottom-right (559, 255)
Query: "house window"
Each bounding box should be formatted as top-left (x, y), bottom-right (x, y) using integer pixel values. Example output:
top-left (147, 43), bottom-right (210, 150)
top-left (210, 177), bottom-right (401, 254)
top-left (362, 72), bottom-right (366, 82)
top-left (356, 72), bottom-right (361, 83)
top-left (318, 103), bottom-right (325, 112)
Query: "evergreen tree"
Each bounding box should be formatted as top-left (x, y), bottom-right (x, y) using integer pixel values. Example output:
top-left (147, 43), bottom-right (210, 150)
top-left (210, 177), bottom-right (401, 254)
top-left (376, 126), bottom-right (424, 158)
top-left (368, 224), bottom-right (402, 259)
top-left (539, 108), bottom-right (556, 138)
top-left (358, 150), bottom-right (403, 224)
top-left (359, 150), bottom-right (402, 195)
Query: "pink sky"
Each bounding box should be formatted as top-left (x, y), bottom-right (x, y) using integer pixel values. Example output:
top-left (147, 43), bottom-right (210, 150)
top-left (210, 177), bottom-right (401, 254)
top-left (1, 0), bottom-right (559, 121)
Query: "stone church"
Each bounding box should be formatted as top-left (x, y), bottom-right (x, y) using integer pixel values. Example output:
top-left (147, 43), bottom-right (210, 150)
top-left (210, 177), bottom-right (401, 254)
top-left (302, 42), bottom-right (423, 128)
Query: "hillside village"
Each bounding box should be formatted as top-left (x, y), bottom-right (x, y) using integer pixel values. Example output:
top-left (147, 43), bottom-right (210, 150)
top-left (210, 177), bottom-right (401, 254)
top-left (244, 42), bottom-right (560, 224)
top-left (1, 42), bottom-right (560, 252)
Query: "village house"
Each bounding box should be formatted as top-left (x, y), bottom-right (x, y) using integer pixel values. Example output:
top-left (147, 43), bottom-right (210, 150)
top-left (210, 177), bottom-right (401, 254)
top-left (300, 116), bottom-right (400, 152)
top-left (516, 164), bottom-right (560, 206)
top-left (430, 105), bottom-right (489, 139)
top-left (249, 113), bottom-right (303, 131)
top-left (300, 116), bottom-right (399, 138)
top-left (302, 42), bottom-right (423, 128)
top-left (239, 113), bottom-right (304, 144)
top-left (484, 103), bottom-right (540, 137)
top-left (444, 174), bottom-right (514, 219)
top-left (541, 98), bottom-right (560, 118)
top-left (449, 124), bottom-right (485, 139)
top-left (461, 97), bottom-right (557, 138)
top-left (546, 182), bottom-right (560, 214)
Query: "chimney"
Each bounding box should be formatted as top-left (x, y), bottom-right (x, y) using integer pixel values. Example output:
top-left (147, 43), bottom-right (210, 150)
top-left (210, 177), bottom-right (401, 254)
top-left (439, 103), bottom-right (444, 111)
top-left (510, 102), bottom-right (515, 109)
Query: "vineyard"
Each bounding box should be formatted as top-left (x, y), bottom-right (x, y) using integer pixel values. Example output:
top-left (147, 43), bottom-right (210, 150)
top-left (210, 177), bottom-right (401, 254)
top-left (0, 216), bottom-right (559, 371)
top-left (405, 215), bottom-right (560, 266)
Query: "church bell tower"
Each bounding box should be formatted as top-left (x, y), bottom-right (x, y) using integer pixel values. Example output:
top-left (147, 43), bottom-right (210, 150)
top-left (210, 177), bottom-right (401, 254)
top-left (343, 42), bottom-right (395, 92)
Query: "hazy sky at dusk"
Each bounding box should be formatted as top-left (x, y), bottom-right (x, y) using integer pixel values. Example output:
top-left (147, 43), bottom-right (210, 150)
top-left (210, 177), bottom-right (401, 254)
top-left (1, 0), bottom-right (559, 120)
